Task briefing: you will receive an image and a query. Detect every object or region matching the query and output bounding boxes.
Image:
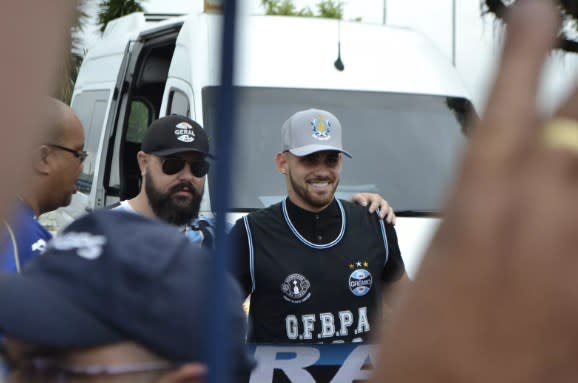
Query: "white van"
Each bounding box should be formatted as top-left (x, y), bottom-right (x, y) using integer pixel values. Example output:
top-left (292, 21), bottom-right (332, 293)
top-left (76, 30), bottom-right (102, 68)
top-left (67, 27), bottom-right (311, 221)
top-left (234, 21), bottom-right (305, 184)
top-left (66, 11), bottom-right (474, 277)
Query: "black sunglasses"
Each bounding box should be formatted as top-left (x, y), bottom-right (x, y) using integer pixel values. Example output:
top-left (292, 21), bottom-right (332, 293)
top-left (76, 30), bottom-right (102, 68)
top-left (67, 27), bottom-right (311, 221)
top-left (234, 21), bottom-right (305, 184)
top-left (161, 157), bottom-right (210, 177)
top-left (47, 144), bottom-right (88, 163)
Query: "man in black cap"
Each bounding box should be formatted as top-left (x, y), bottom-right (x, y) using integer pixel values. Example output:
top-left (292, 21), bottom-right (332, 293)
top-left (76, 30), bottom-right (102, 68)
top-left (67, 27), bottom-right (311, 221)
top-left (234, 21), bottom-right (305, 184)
top-left (113, 114), bottom-right (216, 248)
top-left (0, 209), bottom-right (253, 383)
top-left (114, 114), bottom-right (397, 250)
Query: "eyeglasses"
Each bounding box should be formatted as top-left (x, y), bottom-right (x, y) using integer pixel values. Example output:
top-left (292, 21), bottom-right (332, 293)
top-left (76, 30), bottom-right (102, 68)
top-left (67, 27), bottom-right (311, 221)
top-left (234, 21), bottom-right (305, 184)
top-left (160, 157), bottom-right (210, 177)
top-left (47, 144), bottom-right (88, 163)
top-left (1, 348), bottom-right (173, 383)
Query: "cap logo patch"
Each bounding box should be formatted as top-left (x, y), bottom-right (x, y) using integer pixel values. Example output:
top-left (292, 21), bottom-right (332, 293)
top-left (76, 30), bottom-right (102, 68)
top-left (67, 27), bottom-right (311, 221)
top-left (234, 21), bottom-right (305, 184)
top-left (311, 116), bottom-right (331, 140)
top-left (49, 232), bottom-right (107, 260)
top-left (175, 122), bottom-right (196, 143)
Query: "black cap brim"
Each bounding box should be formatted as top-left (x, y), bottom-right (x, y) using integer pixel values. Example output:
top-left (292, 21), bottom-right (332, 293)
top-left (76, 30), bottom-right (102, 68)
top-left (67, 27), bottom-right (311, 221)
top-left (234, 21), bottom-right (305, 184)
top-left (0, 274), bottom-right (122, 348)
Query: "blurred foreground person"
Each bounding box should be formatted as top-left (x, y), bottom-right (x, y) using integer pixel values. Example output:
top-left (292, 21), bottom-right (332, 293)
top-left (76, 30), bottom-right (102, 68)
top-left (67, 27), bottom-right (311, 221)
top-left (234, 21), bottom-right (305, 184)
top-left (0, 1), bottom-right (74, 220)
top-left (372, 1), bottom-right (578, 382)
top-left (0, 210), bottom-right (253, 383)
top-left (0, 98), bottom-right (85, 273)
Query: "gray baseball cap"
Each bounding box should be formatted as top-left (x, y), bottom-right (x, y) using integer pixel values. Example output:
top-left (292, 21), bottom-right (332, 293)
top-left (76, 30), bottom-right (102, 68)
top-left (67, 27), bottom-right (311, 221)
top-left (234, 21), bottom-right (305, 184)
top-left (281, 108), bottom-right (352, 158)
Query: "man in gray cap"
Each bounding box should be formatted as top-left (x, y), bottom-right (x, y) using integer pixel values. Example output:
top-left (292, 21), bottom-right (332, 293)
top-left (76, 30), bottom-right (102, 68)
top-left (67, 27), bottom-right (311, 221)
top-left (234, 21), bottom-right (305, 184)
top-left (230, 108), bottom-right (409, 344)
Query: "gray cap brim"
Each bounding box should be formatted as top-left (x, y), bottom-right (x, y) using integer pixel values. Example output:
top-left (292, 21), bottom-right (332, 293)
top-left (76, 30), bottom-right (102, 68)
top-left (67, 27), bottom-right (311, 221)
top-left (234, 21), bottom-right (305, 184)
top-left (289, 144), bottom-right (352, 158)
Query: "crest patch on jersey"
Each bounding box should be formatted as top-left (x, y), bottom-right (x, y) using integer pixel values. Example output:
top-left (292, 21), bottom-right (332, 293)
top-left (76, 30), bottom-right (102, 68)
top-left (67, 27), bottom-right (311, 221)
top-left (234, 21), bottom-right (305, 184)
top-left (281, 273), bottom-right (311, 303)
top-left (174, 122), bottom-right (196, 143)
top-left (348, 260), bottom-right (373, 297)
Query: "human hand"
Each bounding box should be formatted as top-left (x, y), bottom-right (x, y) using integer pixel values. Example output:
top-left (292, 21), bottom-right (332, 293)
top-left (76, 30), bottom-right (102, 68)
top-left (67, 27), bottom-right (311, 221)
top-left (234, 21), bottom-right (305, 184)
top-left (350, 192), bottom-right (396, 224)
top-left (372, 1), bottom-right (578, 382)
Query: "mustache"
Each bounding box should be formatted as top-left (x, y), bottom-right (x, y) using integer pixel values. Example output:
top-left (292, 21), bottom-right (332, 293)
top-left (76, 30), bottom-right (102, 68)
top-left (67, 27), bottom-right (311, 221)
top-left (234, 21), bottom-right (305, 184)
top-left (170, 182), bottom-right (198, 195)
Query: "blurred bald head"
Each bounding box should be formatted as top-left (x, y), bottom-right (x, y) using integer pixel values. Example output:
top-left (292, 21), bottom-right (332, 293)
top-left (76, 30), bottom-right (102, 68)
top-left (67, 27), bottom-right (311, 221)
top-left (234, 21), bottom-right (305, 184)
top-left (43, 98), bottom-right (82, 144)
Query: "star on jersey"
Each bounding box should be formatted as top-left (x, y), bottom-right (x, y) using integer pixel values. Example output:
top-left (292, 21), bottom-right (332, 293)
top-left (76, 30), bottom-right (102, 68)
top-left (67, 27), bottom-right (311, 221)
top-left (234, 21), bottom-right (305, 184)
top-left (348, 260), bottom-right (369, 270)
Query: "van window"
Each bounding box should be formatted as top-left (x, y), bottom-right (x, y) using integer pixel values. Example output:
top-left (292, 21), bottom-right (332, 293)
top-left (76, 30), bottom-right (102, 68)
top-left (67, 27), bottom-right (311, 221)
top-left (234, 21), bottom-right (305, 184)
top-left (203, 86), bottom-right (474, 213)
top-left (71, 90), bottom-right (110, 193)
top-left (126, 99), bottom-right (152, 143)
top-left (167, 89), bottom-right (190, 117)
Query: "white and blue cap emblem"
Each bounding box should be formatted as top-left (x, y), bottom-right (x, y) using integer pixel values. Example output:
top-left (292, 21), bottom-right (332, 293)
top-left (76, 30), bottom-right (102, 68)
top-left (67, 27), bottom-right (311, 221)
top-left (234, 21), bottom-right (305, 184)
top-left (281, 108), bottom-right (352, 158)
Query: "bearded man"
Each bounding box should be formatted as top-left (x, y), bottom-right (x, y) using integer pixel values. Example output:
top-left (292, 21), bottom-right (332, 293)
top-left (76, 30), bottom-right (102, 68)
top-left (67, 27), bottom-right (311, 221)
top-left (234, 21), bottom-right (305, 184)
top-left (113, 115), bottom-right (214, 248)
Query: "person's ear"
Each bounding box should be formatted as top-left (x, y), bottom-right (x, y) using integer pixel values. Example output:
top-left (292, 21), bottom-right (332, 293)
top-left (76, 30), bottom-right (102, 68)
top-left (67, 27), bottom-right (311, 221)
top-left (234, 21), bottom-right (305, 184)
top-left (33, 145), bottom-right (51, 175)
top-left (137, 151), bottom-right (149, 176)
top-left (158, 363), bottom-right (207, 383)
top-left (275, 152), bottom-right (287, 174)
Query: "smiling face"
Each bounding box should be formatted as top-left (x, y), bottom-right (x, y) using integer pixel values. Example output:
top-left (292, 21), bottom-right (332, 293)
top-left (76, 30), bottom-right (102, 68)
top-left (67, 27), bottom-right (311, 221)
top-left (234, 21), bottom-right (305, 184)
top-left (141, 152), bottom-right (206, 226)
top-left (276, 150), bottom-right (343, 212)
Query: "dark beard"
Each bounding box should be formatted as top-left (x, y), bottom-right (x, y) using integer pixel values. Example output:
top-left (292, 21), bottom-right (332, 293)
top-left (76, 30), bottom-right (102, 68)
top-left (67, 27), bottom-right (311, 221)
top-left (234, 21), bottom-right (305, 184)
top-left (288, 172), bottom-right (338, 210)
top-left (145, 172), bottom-right (202, 226)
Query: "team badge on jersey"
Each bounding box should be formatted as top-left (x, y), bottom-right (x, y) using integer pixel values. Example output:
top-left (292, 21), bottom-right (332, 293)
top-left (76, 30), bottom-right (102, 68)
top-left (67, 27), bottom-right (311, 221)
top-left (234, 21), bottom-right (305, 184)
top-left (174, 122), bottom-right (196, 143)
top-left (348, 260), bottom-right (373, 297)
top-left (281, 273), bottom-right (311, 303)
top-left (310, 116), bottom-right (331, 140)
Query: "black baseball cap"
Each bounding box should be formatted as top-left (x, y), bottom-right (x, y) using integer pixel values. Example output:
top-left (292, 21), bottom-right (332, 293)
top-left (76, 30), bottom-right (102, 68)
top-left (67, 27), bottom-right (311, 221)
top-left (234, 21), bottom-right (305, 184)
top-left (0, 210), bottom-right (253, 371)
top-left (141, 114), bottom-right (212, 157)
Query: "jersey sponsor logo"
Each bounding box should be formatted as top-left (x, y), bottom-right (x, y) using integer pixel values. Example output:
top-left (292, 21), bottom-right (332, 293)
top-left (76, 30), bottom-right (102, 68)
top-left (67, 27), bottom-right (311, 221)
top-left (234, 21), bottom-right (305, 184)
top-left (175, 122), bottom-right (195, 143)
top-left (250, 343), bottom-right (376, 383)
top-left (285, 307), bottom-right (371, 341)
top-left (311, 116), bottom-right (331, 140)
top-left (348, 260), bottom-right (373, 296)
top-left (281, 273), bottom-right (311, 303)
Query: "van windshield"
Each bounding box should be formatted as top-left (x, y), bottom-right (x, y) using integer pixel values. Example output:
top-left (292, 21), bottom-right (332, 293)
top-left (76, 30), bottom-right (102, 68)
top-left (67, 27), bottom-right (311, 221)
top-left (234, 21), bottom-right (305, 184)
top-left (203, 87), bottom-right (473, 213)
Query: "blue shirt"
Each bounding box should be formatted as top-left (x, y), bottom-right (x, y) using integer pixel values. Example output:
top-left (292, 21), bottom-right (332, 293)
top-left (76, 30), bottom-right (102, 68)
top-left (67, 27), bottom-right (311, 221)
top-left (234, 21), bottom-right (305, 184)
top-left (0, 202), bottom-right (52, 273)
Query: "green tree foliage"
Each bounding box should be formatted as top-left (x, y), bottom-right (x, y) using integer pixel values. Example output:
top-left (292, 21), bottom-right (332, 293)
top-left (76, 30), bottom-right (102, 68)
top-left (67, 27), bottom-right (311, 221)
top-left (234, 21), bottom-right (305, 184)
top-left (98, 0), bottom-right (146, 33)
top-left (316, 0), bottom-right (344, 19)
top-left (261, 0), bottom-right (343, 19)
top-left (483, 0), bottom-right (578, 53)
top-left (261, 0), bottom-right (313, 16)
